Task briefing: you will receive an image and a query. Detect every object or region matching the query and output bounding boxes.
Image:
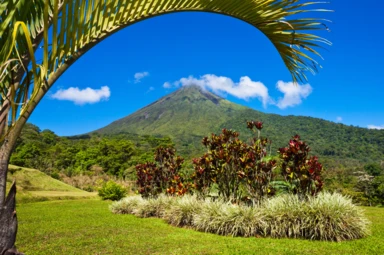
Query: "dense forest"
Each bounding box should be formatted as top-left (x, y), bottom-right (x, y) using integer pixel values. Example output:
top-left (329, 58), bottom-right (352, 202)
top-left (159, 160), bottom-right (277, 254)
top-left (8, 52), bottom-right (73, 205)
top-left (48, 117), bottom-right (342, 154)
top-left (220, 110), bottom-right (384, 161)
top-left (11, 123), bottom-right (174, 180)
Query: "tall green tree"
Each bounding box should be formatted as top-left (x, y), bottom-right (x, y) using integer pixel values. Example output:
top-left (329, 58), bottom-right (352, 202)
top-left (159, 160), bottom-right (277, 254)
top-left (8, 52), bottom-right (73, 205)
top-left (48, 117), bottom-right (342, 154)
top-left (0, 0), bottom-right (331, 253)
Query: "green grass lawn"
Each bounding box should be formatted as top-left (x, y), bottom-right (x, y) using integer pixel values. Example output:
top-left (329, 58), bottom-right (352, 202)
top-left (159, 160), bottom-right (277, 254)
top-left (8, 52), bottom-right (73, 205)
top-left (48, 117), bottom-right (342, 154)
top-left (15, 199), bottom-right (383, 255)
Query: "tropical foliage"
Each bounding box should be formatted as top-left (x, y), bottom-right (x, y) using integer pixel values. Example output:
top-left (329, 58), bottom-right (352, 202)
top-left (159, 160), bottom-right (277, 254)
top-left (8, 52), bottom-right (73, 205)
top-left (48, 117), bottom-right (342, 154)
top-left (278, 135), bottom-right (324, 196)
top-left (136, 147), bottom-right (190, 198)
top-left (134, 120), bottom-right (323, 205)
top-left (191, 122), bottom-right (277, 203)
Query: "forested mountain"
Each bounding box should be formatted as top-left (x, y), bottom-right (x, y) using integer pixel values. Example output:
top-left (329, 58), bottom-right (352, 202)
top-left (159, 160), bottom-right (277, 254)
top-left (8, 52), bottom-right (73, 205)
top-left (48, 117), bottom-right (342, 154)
top-left (94, 85), bottom-right (384, 163)
top-left (94, 85), bottom-right (246, 157)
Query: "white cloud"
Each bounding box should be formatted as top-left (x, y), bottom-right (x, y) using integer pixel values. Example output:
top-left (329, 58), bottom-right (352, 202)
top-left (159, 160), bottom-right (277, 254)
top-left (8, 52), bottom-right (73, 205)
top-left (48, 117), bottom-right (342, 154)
top-left (336, 117), bottom-right (343, 122)
top-left (134, 72), bottom-right (149, 83)
top-left (165, 75), bottom-right (313, 109)
top-left (51, 86), bottom-right (110, 105)
top-left (163, 82), bottom-right (172, 88)
top-left (368, 125), bottom-right (384, 130)
top-left (275, 81), bottom-right (312, 109)
top-left (146, 86), bottom-right (155, 93)
top-left (176, 75), bottom-right (273, 107)
top-left (163, 81), bottom-right (180, 89)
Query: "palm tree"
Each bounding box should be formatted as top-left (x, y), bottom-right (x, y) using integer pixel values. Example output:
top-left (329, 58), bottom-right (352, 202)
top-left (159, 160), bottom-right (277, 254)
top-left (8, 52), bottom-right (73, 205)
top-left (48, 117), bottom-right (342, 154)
top-left (0, 0), bottom-right (331, 253)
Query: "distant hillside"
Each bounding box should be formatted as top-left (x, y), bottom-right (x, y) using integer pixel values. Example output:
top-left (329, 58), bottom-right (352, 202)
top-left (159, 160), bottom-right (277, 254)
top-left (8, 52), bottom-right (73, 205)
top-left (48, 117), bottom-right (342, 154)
top-left (215, 109), bottom-right (384, 162)
top-left (6, 165), bottom-right (96, 203)
top-left (94, 85), bottom-right (384, 163)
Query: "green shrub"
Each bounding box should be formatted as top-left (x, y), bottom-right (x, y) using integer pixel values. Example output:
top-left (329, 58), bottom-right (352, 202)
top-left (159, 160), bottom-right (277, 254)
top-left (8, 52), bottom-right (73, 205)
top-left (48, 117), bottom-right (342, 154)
top-left (98, 180), bottom-right (127, 201)
top-left (50, 172), bottom-right (60, 180)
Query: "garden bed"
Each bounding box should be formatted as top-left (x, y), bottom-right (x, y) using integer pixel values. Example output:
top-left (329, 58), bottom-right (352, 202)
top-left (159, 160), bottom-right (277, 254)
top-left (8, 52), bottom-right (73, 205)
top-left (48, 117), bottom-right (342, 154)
top-left (110, 192), bottom-right (370, 241)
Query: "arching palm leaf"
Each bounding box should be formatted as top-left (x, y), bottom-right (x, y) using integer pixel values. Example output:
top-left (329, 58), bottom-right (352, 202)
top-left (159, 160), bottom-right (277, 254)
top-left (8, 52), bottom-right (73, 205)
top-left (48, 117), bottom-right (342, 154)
top-left (0, 0), bottom-right (331, 141)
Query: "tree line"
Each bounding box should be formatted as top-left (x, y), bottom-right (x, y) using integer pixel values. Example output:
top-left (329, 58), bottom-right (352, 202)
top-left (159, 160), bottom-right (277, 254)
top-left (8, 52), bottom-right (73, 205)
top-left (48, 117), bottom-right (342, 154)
top-left (11, 123), bottom-right (384, 206)
top-left (10, 123), bottom-right (174, 179)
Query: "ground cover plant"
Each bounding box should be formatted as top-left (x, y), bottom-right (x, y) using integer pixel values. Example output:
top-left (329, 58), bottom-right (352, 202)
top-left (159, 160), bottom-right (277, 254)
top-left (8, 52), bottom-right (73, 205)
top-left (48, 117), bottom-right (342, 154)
top-left (16, 199), bottom-right (382, 255)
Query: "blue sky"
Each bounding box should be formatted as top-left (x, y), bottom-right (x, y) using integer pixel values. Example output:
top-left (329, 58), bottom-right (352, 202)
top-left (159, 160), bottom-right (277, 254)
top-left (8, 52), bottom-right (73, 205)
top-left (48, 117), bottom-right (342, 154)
top-left (30, 1), bottom-right (384, 136)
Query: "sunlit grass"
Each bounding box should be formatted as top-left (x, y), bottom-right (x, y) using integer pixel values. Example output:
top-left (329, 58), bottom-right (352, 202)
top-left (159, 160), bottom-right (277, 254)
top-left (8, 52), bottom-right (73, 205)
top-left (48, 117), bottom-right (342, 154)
top-left (16, 199), bottom-right (383, 255)
top-left (6, 165), bottom-right (96, 203)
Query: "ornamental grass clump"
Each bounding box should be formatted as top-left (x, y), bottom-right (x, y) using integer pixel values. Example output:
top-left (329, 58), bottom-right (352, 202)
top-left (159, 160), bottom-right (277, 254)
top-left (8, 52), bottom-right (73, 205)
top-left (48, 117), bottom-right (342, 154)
top-left (261, 194), bottom-right (307, 238)
top-left (208, 203), bottom-right (264, 237)
top-left (192, 198), bottom-right (264, 237)
top-left (133, 194), bottom-right (175, 218)
top-left (305, 192), bottom-right (370, 241)
top-left (111, 193), bottom-right (370, 241)
top-left (192, 199), bottom-right (230, 235)
top-left (261, 192), bottom-right (370, 241)
top-left (109, 195), bottom-right (144, 214)
top-left (163, 195), bottom-right (202, 227)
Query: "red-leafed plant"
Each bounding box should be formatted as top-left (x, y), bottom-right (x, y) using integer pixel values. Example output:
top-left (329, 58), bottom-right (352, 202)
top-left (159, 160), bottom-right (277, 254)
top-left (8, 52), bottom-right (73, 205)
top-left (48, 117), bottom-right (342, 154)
top-left (244, 121), bottom-right (277, 201)
top-left (278, 135), bottom-right (324, 196)
top-left (191, 121), bottom-right (277, 203)
top-left (136, 147), bottom-right (189, 198)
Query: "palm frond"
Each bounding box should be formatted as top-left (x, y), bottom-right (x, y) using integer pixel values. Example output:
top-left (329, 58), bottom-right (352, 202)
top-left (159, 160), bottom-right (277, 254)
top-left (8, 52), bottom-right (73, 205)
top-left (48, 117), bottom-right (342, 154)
top-left (0, 0), bottom-right (331, 140)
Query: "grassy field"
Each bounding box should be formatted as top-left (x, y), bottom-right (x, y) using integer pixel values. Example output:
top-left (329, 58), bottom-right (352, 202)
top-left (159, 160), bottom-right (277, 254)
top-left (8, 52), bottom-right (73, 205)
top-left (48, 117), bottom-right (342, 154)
top-left (7, 165), bottom-right (96, 203)
top-left (16, 199), bottom-right (383, 255)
